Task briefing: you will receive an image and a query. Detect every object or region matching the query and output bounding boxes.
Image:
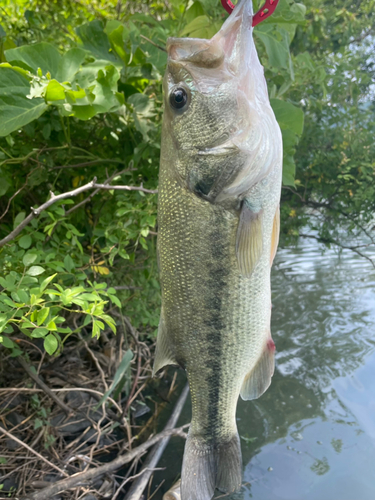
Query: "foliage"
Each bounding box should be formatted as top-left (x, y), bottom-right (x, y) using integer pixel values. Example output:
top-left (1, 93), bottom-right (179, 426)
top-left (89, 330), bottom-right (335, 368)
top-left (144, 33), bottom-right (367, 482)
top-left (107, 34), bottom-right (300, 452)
top-left (0, 0), bottom-right (373, 356)
top-left (283, 0), bottom-right (375, 250)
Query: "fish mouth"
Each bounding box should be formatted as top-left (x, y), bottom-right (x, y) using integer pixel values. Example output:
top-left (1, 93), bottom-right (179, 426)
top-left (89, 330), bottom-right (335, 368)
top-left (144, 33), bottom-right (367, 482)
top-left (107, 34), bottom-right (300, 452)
top-left (167, 0), bottom-right (254, 71)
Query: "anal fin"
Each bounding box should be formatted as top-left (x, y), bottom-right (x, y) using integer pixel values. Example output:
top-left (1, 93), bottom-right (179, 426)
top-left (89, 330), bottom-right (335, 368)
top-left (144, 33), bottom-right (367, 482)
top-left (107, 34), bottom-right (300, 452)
top-left (240, 338), bottom-right (275, 400)
top-left (270, 205), bottom-right (280, 266)
top-left (236, 202), bottom-right (263, 278)
top-left (152, 310), bottom-right (178, 376)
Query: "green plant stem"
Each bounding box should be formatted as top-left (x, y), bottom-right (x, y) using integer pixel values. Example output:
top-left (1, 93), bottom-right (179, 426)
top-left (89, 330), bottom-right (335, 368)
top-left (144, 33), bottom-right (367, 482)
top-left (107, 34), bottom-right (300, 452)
top-left (59, 114), bottom-right (70, 146)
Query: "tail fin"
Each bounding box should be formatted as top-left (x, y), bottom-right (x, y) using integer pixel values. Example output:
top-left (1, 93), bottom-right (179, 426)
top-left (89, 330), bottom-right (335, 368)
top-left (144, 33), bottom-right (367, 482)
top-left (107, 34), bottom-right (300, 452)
top-left (181, 432), bottom-right (242, 500)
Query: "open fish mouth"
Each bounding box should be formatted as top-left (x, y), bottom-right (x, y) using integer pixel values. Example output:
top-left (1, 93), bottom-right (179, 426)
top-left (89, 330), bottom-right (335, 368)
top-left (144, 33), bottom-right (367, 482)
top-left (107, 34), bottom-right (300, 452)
top-left (166, 0), bottom-right (258, 79)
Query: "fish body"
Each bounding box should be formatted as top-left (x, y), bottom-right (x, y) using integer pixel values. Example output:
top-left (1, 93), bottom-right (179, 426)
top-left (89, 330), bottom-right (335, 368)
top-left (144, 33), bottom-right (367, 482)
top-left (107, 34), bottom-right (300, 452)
top-left (154, 1), bottom-right (283, 499)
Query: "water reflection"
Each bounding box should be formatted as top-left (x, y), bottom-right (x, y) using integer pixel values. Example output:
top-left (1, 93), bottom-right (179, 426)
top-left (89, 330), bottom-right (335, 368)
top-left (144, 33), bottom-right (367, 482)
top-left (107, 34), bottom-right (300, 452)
top-left (151, 238), bottom-right (375, 500)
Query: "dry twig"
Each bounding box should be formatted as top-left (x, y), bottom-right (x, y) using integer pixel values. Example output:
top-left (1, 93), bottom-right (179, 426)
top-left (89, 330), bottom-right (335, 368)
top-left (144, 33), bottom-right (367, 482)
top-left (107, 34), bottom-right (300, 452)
top-left (0, 426), bottom-right (68, 477)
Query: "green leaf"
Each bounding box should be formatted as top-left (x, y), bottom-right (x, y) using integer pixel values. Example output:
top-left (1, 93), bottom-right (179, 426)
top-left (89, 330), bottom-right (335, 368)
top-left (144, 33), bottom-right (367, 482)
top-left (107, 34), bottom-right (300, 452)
top-left (79, 293), bottom-right (100, 301)
top-left (0, 67), bottom-right (47, 137)
top-left (109, 294), bottom-right (122, 308)
top-left (107, 25), bottom-right (127, 63)
top-left (56, 48), bottom-right (86, 82)
top-left (282, 155), bottom-right (296, 186)
top-left (11, 291), bottom-right (21, 303)
top-left (76, 20), bottom-right (118, 62)
top-left (0, 177), bottom-right (10, 196)
top-left (26, 266), bottom-right (45, 276)
top-left (0, 335), bottom-right (14, 348)
top-left (44, 333), bottom-right (58, 355)
top-left (180, 15), bottom-right (221, 38)
top-left (5, 42), bottom-right (61, 77)
top-left (46, 320), bottom-right (57, 331)
top-left (0, 317), bottom-right (7, 333)
top-left (19, 234), bottom-right (32, 249)
top-left (14, 211), bottom-right (26, 229)
top-left (270, 99), bottom-right (304, 135)
top-left (63, 255), bottom-right (75, 272)
top-left (185, 1), bottom-right (206, 23)
top-left (95, 349), bottom-right (133, 408)
top-left (71, 63), bottom-right (123, 119)
top-left (37, 307), bottom-right (50, 326)
top-left (40, 273), bottom-right (57, 293)
top-left (31, 327), bottom-right (49, 338)
top-left (255, 25), bottom-right (291, 70)
top-left (17, 290), bottom-right (29, 303)
top-left (34, 418), bottom-right (43, 429)
top-left (44, 79), bottom-right (66, 101)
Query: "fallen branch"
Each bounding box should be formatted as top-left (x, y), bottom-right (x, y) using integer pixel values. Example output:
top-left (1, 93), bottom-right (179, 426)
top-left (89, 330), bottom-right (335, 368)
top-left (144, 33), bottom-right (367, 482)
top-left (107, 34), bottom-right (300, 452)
top-left (21, 424), bottom-right (189, 500)
top-left (0, 178), bottom-right (157, 247)
top-left (113, 467), bottom-right (165, 500)
top-left (124, 383), bottom-right (190, 500)
top-left (17, 356), bottom-right (73, 416)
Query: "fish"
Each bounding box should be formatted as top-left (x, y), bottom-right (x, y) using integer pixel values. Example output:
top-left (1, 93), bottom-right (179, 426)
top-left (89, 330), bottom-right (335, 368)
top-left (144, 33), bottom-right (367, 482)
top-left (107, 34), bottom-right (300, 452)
top-left (163, 479), bottom-right (181, 500)
top-left (153, 0), bottom-right (283, 498)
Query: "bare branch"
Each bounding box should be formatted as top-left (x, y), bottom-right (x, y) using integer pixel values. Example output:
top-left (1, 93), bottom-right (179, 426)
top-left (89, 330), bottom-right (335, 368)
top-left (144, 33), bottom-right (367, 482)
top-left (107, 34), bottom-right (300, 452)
top-left (64, 168), bottom-right (128, 216)
top-left (0, 179), bottom-right (157, 247)
top-left (299, 233), bottom-right (375, 268)
top-left (0, 179), bottom-right (96, 247)
top-left (92, 183), bottom-right (158, 194)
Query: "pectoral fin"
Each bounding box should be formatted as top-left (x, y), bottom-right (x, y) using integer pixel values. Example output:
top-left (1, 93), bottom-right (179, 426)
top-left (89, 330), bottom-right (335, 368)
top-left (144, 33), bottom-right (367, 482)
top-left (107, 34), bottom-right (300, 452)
top-left (236, 202), bottom-right (263, 278)
top-left (153, 311), bottom-right (178, 375)
top-left (270, 206), bottom-right (280, 266)
top-left (240, 338), bottom-right (275, 400)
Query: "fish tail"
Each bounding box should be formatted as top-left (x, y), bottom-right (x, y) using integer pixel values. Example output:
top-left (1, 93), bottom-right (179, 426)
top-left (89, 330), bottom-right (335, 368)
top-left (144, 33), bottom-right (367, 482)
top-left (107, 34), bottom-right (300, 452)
top-left (181, 431), bottom-right (242, 500)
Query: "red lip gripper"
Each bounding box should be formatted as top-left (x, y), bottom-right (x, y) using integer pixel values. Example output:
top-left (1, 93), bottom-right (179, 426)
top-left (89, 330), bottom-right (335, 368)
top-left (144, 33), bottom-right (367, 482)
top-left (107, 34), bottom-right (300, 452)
top-left (221, 0), bottom-right (280, 26)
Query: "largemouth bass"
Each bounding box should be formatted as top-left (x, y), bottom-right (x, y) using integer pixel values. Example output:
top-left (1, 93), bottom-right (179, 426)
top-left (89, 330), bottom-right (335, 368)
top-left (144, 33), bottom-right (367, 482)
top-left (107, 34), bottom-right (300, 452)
top-left (154, 0), bottom-right (283, 498)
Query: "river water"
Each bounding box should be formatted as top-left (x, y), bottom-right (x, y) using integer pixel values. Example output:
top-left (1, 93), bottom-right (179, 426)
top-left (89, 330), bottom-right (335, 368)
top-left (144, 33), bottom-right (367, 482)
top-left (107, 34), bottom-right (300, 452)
top-left (150, 237), bottom-right (375, 500)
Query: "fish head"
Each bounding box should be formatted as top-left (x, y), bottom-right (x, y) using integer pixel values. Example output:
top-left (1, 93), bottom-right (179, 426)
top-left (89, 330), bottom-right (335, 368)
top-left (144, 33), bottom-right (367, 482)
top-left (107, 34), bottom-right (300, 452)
top-left (162, 0), bottom-right (282, 203)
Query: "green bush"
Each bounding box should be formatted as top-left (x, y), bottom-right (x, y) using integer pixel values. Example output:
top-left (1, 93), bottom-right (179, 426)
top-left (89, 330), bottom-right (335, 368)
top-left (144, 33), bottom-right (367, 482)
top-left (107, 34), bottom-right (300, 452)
top-left (0, 0), bottom-right (374, 355)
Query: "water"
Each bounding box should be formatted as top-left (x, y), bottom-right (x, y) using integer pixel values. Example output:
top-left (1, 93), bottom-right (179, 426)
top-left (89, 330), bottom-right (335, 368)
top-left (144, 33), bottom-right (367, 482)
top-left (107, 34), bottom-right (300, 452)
top-left (150, 238), bottom-right (375, 500)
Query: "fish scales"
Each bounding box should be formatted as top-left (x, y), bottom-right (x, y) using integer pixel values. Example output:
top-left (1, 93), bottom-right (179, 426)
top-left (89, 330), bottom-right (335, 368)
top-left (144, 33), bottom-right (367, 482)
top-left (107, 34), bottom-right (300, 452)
top-left (154, 0), bottom-right (283, 499)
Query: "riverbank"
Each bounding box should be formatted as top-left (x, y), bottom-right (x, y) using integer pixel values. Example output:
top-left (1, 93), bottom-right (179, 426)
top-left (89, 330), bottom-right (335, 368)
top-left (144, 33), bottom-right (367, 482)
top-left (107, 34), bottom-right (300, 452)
top-left (0, 319), bottom-right (187, 499)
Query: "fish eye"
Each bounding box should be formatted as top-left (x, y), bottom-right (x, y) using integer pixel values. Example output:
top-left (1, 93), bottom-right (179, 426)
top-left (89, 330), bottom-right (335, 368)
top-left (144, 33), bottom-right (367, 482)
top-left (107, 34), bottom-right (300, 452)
top-left (169, 87), bottom-right (189, 111)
